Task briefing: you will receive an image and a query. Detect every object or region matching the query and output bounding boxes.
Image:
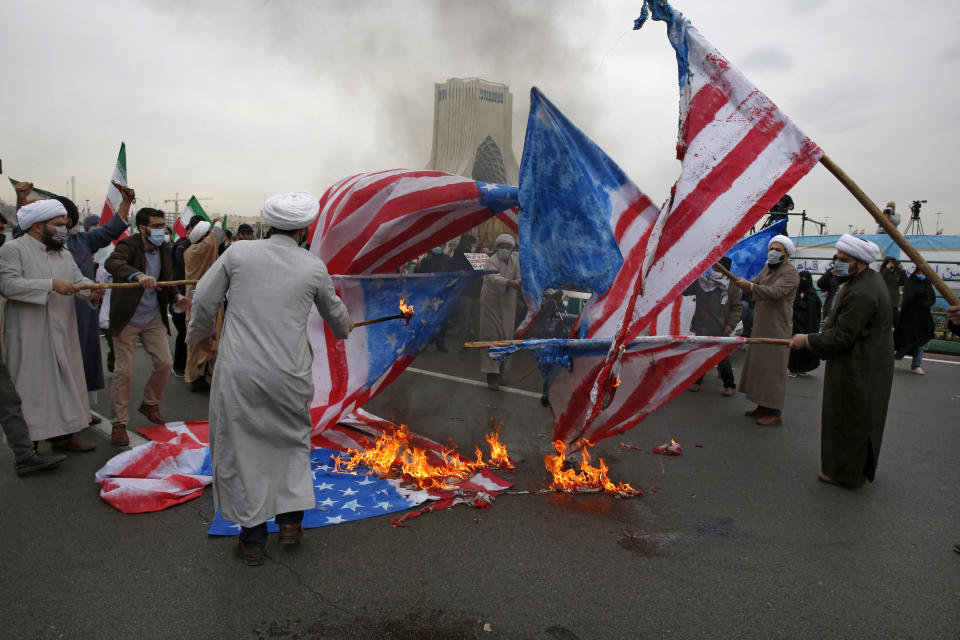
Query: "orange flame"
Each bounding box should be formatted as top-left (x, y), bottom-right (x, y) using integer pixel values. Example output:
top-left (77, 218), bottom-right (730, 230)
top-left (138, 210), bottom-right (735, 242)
top-left (544, 440), bottom-right (639, 498)
top-left (334, 423), bottom-right (513, 490)
top-left (484, 424), bottom-right (516, 470)
top-left (613, 378), bottom-right (622, 389)
top-left (398, 298), bottom-right (415, 324)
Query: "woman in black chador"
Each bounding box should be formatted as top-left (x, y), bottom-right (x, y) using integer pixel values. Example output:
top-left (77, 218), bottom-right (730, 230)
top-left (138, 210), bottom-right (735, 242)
top-left (788, 271), bottom-right (822, 376)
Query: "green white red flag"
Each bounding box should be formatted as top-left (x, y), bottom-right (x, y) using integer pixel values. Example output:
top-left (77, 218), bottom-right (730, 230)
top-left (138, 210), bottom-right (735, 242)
top-left (173, 196), bottom-right (225, 239)
top-left (99, 142), bottom-right (128, 239)
top-left (7, 177), bottom-right (58, 203)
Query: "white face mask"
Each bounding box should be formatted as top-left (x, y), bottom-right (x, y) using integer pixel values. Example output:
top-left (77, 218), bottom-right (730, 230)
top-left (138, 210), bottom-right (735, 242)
top-left (497, 248), bottom-right (511, 261)
top-left (767, 249), bottom-right (784, 265)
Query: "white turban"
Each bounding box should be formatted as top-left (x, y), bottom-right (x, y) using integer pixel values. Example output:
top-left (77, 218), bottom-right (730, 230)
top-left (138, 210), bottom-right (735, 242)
top-left (769, 234), bottom-right (795, 256)
top-left (262, 191), bottom-right (320, 230)
top-left (16, 199), bottom-right (67, 230)
top-left (495, 233), bottom-right (516, 248)
top-left (189, 221), bottom-right (210, 244)
top-left (836, 233), bottom-right (881, 264)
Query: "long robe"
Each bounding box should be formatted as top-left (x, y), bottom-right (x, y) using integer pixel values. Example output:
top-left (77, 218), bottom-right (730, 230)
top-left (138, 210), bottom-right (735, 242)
top-left (788, 275), bottom-right (822, 374)
top-left (184, 231), bottom-right (224, 383)
top-left (893, 274), bottom-right (935, 354)
top-left (807, 268), bottom-right (893, 484)
top-left (478, 253), bottom-right (520, 374)
top-left (0, 235), bottom-right (95, 440)
top-left (185, 235), bottom-right (351, 528)
top-left (738, 262), bottom-right (799, 409)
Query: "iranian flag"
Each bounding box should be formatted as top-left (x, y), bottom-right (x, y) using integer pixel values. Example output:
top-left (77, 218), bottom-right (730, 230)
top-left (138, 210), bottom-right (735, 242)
top-left (173, 196), bottom-right (225, 239)
top-left (7, 177), bottom-right (59, 203)
top-left (99, 142), bottom-right (128, 240)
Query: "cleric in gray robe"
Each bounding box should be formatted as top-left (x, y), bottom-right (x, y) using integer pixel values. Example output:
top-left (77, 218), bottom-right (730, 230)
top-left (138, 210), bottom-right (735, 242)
top-left (0, 199), bottom-right (103, 450)
top-left (186, 191), bottom-right (351, 566)
top-left (478, 233), bottom-right (521, 391)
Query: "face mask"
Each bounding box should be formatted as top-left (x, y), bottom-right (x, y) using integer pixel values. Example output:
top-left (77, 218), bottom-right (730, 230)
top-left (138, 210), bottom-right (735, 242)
top-left (833, 261), bottom-right (851, 277)
top-left (710, 270), bottom-right (726, 280)
top-left (915, 272), bottom-right (926, 280)
top-left (163, 233), bottom-right (171, 244)
top-left (147, 229), bottom-right (165, 246)
top-left (497, 248), bottom-right (511, 261)
top-left (432, 247), bottom-right (443, 255)
top-left (767, 249), bottom-right (783, 265)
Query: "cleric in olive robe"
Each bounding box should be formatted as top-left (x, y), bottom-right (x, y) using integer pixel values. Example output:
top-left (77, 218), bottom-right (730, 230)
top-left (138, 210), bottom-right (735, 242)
top-left (791, 235), bottom-right (892, 487)
top-left (734, 235), bottom-right (799, 421)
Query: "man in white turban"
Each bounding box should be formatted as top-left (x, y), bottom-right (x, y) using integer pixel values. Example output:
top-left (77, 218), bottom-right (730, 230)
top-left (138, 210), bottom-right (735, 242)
top-left (733, 234), bottom-right (799, 425)
top-left (789, 234), bottom-right (892, 487)
top-left (183, 216), bottom-right (225, 391)
top-left (0, 199), bottom-right (104, 452)
top-left (478, 233), bottom-right (521, 390)
top-left (186, 191), bottom-right (352, 566)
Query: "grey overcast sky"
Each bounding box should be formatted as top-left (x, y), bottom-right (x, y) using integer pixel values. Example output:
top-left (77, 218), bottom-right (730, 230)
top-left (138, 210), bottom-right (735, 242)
top-left (2, 0), bottom-right (958, 235)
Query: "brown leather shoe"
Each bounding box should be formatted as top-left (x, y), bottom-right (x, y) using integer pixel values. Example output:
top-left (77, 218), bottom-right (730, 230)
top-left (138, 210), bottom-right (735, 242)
top-left (138, 402), bottom-right (166, 424)
top-left (278, 524), bottom-right (303, 545)
top-left (50, 437), bottom-right (97, 452)
top-left (755, 414), bottom-right (782, 426)
top-left (721, 387), bottom-right (736, 397)
top-left (744, 406), bottom-right (768, 417)
top-left (111, 423), bottom-right (130, 446)
top-left (233, 541), bottom-right (265, 566)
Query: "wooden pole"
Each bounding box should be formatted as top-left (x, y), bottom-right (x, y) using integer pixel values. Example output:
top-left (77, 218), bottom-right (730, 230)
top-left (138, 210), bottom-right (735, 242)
top-left (76, 279), bottom-right (198, 291)
top-left (713, 262), bottom-right (736, 280)
top-left (353, 314), bottom-right (405, 327)
top-left (819, 154), bottom-right (959, 306)
top-left (461, 337), bottom-right (789, 348)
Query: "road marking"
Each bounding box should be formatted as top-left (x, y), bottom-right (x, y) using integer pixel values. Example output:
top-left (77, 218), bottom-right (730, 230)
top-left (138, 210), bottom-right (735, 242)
top-left (923, 357), bottom-right (960, 366)
top-left (406, 367), bottom-right (543, 399)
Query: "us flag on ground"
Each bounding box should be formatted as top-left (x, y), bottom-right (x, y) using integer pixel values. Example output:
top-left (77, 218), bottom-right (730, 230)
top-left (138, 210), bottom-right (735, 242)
top-left (309, 169), bottom-right (518, 275)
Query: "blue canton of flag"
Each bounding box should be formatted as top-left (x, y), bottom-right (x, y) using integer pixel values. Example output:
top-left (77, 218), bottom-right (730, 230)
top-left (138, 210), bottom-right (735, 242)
top-left (208, 449), bottom-right (422, 535)
top-left (724, 218), bottom-right (788, 281)
top-left (309, 271), bottom-right (481, 433)
top-left (475, 182), bottom-right (519, 214)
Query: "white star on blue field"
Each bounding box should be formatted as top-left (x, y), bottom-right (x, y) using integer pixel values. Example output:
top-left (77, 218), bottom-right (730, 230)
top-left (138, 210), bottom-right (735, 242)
top-left (208, 449), bottom-right (420, 535)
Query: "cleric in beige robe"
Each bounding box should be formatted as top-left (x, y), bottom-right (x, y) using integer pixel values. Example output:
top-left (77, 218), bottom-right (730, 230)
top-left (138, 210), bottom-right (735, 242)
top-left (0, 200), bottom-right (100, 445)
top-left (186, 192), bottom-right (351, 565)
top-left (478, 234), bottom-right (521, 391)
top-left (183, 220), bottom-right (225, 388)
top-left (734, 234), bottom-right (800, 425)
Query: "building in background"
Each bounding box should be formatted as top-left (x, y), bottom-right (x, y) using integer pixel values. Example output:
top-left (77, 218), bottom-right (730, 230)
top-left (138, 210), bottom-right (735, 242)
top-left (425, 77), bottom-right (520, 248)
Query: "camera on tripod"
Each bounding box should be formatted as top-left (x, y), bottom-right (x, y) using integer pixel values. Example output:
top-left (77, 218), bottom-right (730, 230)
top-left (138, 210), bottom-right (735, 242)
top-left (910, 199), bottom-right (926, 220)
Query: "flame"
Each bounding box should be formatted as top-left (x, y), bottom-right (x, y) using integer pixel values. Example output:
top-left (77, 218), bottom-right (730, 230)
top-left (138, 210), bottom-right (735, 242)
top-left (334, 423), bottom-right (513, 490)
top-left (613, 378), bottom-right (622, 389)
top-left (398, 298), bottom-right (415, 324)
top-left (484, 424), bottom-right (516, 470)
top-left (544, 440), bottom-right (639, 498)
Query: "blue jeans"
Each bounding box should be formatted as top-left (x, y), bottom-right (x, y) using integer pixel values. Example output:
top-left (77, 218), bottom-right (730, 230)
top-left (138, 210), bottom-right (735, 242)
top-left (895, 345), bottom-right (923, 370)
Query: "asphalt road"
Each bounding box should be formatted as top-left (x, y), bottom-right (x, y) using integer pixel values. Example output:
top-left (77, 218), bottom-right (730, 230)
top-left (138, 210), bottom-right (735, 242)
top-left (1, 330), bottom-right (958, 639)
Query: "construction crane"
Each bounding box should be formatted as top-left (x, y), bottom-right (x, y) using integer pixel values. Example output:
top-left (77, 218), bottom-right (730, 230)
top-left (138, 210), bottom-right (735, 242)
top-left (163, 192), bottom-right (213, 213)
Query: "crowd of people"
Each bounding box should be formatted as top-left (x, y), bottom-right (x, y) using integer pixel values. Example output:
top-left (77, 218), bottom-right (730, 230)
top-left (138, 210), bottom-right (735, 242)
top-left (2, 182), bottom-right (958, 562)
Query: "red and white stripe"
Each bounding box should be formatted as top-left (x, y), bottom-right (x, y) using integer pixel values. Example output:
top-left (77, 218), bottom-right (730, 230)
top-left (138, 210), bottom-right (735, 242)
top-left (551, 336), bottom-right (743, 445)
top-left (649, 295), bottom-right (696, 336)
top-left (566, 22), bottom-right (822, 445)
top-left (307, 276), bottom-right (418, 435)
top-left (310, 169), bottom-right (502, 275)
